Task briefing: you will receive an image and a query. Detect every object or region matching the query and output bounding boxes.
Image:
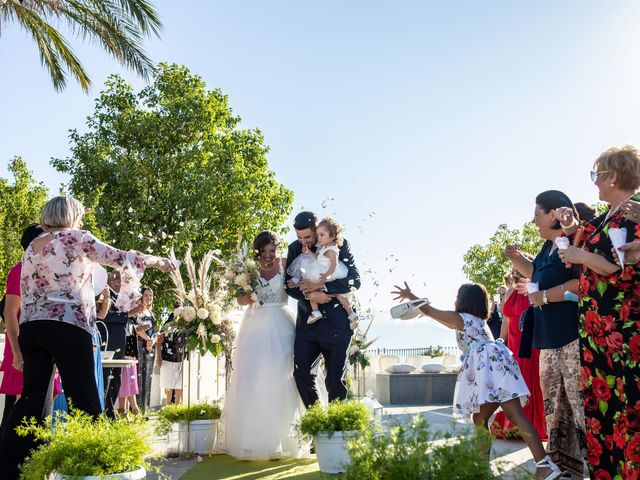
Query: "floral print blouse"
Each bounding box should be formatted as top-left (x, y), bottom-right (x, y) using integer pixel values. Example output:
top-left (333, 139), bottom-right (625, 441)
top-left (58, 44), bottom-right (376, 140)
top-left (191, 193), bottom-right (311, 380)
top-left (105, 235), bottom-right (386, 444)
top-left (21, 230), bottom-right (148, 336)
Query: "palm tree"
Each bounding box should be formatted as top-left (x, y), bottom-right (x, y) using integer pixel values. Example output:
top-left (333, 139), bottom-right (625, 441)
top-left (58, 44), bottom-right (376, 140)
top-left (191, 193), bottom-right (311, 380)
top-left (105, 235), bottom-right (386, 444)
top-left (0, 0), bottom-right (162, 92)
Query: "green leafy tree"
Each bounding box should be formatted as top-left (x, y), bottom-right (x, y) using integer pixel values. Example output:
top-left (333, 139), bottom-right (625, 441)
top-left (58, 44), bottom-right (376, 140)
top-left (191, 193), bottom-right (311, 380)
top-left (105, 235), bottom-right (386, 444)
top-left (52, 63), bottom-right (293, 308)
top-left (1, 0), bottom-right (161, 92)
top-left (462, 223), bottom-right (544, 295)
top-left (0, 157), bottom-right (48, 293)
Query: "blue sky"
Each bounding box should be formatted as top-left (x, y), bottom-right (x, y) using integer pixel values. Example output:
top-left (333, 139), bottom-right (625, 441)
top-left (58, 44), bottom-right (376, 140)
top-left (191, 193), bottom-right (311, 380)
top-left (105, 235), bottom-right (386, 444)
top-left (2, 1), bottom-right (640, 347)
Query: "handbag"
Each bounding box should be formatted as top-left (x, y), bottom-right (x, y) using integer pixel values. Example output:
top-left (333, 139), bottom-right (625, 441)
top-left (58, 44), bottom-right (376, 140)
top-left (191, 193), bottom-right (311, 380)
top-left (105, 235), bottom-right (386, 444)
top-left (390, 298), bottom-right (430, 320)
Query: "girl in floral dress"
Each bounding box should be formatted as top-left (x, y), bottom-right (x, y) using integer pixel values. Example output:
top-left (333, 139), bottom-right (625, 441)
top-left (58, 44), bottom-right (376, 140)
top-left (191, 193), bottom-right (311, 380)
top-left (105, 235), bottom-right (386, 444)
top-left (392, 281), bottom-right (562, 480)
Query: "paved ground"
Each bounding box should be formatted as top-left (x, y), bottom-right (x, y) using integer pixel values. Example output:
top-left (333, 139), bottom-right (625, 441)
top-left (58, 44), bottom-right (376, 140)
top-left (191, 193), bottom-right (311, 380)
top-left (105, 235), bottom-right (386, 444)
top-left (148, 405), bottom-right (586, 479)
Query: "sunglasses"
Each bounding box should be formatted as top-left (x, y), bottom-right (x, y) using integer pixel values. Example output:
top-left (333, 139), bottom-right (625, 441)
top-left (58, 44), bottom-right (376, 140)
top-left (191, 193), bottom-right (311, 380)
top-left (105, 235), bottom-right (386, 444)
top-left (590, 170), bottom-right (608, 183)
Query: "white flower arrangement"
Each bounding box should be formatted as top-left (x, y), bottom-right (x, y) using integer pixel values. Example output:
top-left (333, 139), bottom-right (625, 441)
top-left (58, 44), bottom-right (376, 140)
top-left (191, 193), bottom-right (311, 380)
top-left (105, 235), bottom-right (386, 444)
top-left (167, 245), bottom-right (235, 357)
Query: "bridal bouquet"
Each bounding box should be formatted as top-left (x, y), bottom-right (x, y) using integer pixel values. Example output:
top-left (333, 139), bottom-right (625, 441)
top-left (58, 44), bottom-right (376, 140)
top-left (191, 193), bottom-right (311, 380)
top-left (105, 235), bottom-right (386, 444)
top-left (168, 246), bottom-right (235, 358)
top-left (223, 239), bottom-right (261, 302)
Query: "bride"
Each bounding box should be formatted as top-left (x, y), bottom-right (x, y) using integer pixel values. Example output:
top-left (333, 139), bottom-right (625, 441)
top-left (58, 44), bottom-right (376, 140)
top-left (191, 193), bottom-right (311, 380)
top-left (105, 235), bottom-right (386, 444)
top-left (219, 230), bottom-right (309, 460)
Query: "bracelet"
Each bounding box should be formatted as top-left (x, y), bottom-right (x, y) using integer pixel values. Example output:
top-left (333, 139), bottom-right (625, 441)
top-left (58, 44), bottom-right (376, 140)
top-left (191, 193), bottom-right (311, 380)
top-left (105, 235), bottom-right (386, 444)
top-left (561, 283), bottom-right (565, 293)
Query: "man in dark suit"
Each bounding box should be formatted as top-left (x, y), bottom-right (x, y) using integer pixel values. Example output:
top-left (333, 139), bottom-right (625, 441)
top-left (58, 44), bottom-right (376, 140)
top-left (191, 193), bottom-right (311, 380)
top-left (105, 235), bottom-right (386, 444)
top-left (285, 211), bottom-right (361, 407)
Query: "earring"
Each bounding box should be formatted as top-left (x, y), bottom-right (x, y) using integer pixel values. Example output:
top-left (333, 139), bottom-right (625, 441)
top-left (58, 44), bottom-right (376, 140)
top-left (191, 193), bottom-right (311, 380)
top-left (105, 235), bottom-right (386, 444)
top-left (610, 183), bottom-right (615, 187)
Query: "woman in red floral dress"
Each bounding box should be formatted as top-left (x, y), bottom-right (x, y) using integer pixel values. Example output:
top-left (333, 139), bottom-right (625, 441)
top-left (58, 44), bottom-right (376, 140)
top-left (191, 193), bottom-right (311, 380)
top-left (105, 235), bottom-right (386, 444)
top-left (491, 267), bottom-right (547, 442)
top-left (558, 145), bottom-right (640, 480)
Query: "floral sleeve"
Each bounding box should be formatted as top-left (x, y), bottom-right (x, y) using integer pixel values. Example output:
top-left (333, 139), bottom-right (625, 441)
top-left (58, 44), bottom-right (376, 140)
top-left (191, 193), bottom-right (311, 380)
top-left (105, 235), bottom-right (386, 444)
top-left (78, 231), bottom-right (148, 312)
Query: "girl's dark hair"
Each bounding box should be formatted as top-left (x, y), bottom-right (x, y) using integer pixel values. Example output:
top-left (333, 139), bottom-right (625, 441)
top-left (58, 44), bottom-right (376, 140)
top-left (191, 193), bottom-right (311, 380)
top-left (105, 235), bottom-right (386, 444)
top-left (574, 202), bottom-right (596, 223)
top-left (535, 190), bottom-right (577, 230)
top-left (21, 224), bottom-right (44, 250)
top-left (455, 283), bottom-right (490, 320)
top-left (253, 230), bottom-right (280, 258)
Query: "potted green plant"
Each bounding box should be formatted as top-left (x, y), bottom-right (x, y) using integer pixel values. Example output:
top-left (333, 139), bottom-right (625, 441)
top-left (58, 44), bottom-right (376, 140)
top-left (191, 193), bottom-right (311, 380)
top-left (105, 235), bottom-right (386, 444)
top-left (157, 401), bottom-right (221, 455)
top-left (296, 400), bottom-right (370, 474)
top-left (345, 414), bottom-right (499, 480)
top-left (17, 409), bottom-right (152, 480)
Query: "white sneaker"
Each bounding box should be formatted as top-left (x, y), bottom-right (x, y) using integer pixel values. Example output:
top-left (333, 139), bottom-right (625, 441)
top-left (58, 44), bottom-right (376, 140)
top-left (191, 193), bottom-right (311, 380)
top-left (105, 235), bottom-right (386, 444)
top-left (536, 455), bottom-right (563, 480)
top-left (307, 310), bottom-right (323, 325)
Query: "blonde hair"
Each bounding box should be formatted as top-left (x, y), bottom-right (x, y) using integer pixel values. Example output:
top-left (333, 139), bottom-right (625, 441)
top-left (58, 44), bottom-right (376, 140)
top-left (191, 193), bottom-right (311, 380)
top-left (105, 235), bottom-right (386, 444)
top-left (594, 144), bottom-right (640, 192)
top-left (40, 195), bottom-right (85, 229)
top-left (317, 216), bottom-right (344, 247)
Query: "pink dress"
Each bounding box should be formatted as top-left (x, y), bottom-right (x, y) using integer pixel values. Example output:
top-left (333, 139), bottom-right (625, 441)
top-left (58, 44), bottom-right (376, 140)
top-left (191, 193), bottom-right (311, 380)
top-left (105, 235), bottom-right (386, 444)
top-left (0, 263), bottom-right (61, 396)
top-left (490, 291), bottom-right (546, 440)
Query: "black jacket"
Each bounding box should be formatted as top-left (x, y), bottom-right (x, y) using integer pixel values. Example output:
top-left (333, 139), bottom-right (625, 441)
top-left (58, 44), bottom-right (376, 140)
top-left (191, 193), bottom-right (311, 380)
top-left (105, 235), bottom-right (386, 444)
top-left (285, 239), bottom-right (361, 332)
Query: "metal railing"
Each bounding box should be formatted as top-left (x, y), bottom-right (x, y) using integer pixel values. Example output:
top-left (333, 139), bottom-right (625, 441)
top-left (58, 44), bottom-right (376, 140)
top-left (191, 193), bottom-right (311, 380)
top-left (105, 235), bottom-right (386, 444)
top-left (369, 346), bottom-right (461, 357)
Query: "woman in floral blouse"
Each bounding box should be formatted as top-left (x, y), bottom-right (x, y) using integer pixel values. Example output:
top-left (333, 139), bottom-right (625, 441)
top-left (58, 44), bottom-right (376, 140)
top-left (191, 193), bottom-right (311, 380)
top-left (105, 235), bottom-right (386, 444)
top-left (0, 196), bottom-right (175, 480)
top-left (557, 145), bottom-right (640, 480)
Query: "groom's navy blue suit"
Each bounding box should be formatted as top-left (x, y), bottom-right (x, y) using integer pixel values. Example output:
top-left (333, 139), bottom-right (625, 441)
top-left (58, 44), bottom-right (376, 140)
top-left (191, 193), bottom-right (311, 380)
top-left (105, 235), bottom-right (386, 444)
top-left (285, 239), bottom-right (361, 408)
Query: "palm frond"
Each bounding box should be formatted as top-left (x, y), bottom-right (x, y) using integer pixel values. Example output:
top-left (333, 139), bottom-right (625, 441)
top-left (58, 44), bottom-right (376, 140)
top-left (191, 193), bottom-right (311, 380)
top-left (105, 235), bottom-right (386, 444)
top-left (112, 0), bottom-right (162, 35)
top-left (59, 0), bottom-right (156, 79)
top-left (1, 0), bottom-right (161, 91)
top-left (7, 3), bottom-right (90, 91)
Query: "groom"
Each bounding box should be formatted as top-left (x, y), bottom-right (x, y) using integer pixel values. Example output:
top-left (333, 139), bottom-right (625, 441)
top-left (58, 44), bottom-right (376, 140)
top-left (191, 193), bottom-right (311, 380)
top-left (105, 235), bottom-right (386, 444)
top-left (285, 211), bottom-right (361, 408)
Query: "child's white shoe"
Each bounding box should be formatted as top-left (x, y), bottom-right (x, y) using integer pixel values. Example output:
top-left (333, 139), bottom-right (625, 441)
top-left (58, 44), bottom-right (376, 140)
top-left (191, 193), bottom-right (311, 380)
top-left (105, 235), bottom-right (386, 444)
top-left (536, 455), bottom-right (562, 480)
top-left (348, 313), bottom-right (359, 330)
top-left (307, 311), bottom-right (323, 325)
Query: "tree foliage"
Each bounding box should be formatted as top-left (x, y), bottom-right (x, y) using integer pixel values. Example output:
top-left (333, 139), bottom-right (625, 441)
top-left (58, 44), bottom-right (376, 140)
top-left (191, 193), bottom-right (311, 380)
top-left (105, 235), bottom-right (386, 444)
top-left (462, 223), bottom-right (544, 295)
top-left (52, 63), bottom-right (293, 308)
top-left (0, 157), bottom-right (48, 293)
top-left (0, 0), bottom-right (161, 92)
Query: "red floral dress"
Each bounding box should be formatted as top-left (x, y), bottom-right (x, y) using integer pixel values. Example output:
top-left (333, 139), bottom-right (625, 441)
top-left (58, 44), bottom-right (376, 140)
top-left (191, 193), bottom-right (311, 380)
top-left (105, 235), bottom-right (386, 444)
top-left (490, 291), bottom-right (547, 441)
top-left (578, 196), bottom-right (640, 480)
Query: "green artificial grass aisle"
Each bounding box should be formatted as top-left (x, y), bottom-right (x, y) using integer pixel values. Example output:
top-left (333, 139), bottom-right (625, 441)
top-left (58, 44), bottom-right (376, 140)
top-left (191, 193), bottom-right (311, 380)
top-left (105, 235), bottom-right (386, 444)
top-left (181, 454), bottom-right (336, 480)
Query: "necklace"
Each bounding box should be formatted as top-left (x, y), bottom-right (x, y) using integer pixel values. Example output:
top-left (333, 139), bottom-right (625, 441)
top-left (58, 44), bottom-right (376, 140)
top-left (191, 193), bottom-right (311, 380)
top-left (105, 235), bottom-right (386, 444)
top-left (260, 260), bottom-right (276, 271)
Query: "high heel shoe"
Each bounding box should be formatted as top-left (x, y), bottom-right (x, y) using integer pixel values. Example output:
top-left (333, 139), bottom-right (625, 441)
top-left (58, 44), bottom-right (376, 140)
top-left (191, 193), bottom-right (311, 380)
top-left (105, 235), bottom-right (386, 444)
top-left (536, 455), bottom-right (562, 480)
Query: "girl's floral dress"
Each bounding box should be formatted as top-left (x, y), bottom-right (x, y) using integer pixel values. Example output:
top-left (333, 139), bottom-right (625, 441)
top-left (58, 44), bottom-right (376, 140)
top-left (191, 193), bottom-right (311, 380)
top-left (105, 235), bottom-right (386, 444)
top-left (578, 194), bottom-right (640, 479)
top-left (21, 230), bottom-right (147, 336)
top-left (453, 312), bottom-right (530, 420)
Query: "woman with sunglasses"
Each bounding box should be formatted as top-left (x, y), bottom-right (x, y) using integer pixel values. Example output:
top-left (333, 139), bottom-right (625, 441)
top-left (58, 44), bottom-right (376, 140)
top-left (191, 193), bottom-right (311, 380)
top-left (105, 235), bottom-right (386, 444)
top-left (556, 145), bottom-right (640, 480)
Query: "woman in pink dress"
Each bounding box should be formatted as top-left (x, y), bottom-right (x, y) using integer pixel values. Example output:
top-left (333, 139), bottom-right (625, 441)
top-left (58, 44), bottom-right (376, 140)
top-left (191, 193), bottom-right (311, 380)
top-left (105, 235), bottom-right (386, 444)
top-left (491, 268), bottom-right (547, 441)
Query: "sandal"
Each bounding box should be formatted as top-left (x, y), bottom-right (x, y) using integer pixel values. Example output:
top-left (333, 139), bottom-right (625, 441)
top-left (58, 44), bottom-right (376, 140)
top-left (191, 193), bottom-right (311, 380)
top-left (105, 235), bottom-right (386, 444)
top-left (536, 455), bottom-right (562, 480)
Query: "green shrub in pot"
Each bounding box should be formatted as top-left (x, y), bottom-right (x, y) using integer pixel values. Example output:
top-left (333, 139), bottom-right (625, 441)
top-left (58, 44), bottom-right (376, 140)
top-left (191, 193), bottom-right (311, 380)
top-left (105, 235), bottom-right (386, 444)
top-left (296, 399), bottom-right (370, 441)
top-left (17, 409), bottom-right (153, 480)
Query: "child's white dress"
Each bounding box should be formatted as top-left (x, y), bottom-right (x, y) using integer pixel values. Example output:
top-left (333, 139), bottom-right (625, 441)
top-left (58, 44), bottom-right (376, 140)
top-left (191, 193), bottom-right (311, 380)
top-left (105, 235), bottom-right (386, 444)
top-left (453, 312), bottom-right (530, 421)
top-left (287, 244), bottom-right (348, 283)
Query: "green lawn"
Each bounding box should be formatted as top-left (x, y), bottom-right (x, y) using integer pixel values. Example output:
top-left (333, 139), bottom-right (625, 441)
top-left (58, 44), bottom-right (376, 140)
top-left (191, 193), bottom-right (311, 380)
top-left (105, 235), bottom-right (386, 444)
top-left (181, 454), bottom-right (338, 480)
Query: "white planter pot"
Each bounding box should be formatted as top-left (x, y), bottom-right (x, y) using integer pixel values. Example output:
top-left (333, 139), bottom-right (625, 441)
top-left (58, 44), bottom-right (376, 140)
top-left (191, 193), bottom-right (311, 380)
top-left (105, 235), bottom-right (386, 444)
top-left (176, 419), bottom-right (218, 454)
top-left (314, 430), bottom-right (359, 474)
top-left (53, 466), bottom-right (145, 479)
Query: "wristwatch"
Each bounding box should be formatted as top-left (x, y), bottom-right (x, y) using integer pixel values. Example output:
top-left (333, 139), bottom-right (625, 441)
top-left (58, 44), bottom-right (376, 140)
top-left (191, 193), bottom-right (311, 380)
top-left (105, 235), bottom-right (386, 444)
top-left (542, 290), bottom-right (549, 305)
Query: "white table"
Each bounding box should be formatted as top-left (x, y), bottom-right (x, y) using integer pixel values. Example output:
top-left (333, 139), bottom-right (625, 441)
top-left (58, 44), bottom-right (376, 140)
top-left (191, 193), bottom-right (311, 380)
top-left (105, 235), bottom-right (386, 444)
top-left (102, 358), bottom-right (137, 368)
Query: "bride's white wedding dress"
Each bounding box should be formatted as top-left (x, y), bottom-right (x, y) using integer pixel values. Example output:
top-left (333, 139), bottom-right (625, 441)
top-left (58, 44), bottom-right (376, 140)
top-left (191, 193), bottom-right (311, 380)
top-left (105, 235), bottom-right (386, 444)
top-left (219, 268), bottom-right (310, 460)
